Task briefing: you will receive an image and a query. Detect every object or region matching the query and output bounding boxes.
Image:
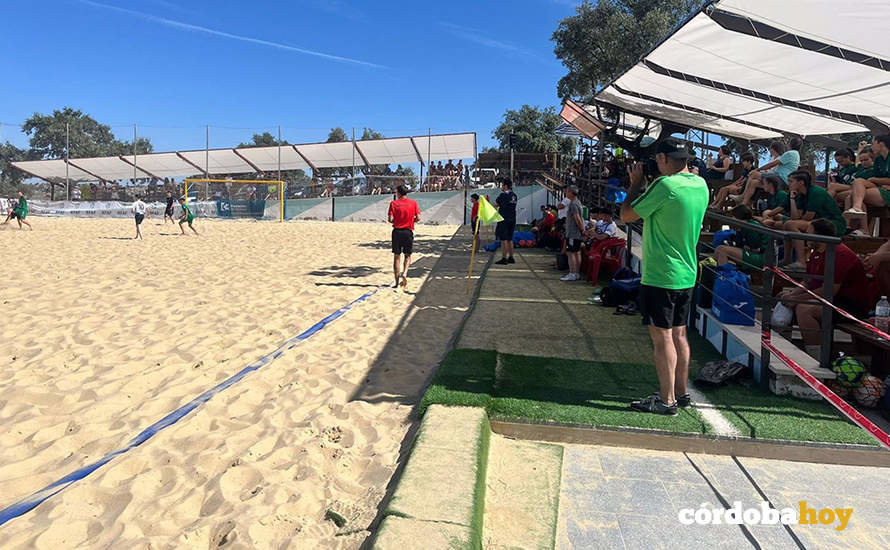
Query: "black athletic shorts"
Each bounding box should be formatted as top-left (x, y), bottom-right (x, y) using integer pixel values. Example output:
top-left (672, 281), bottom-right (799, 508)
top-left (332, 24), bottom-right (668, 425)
top-left (495, 220), bottom-right (515, 241)
top-left (135, 213), bottom-right (145, 225)
top-left (566, 238), bottom-right (582, 253)
top-left (639, 285), bottom-right (693, 329)
top-left (471, 217), bottom-right (478, 233)
top-left (165, 206), bottom-right (174, 217)
top-left (392, 228), bottom-right (414, 255)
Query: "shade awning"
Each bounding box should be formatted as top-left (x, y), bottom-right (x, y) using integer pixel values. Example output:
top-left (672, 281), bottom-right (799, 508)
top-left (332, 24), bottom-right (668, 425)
top-left (10, 132), bottom-right (476, 183)
top-left (591, 0), bottom-right (890, 140)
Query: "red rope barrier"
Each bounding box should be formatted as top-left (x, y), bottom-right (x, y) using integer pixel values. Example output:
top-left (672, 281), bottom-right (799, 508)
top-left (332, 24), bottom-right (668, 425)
top-left (761, 330), bottom-right (890, 450)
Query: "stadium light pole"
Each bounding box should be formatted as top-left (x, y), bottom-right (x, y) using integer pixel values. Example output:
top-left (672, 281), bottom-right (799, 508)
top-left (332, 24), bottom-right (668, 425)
top-left (65, 123), bottom-right (70, 201)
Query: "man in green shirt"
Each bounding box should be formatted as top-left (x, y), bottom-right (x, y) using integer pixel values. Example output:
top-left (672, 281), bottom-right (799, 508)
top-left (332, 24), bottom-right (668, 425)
top-left (846, 135), bottom-right (890, 224)
top-left (178, 197), bottom-right (198, 235)
top-left (9, 191), bottom-right (32, 230)
top-left (783, 170), bottom-right (846, 268)
top-left (834, 147), bottom-right (874, 208)
top-left (827, 148), bottom-right (859, 198)
top-left (621, 139), bottom-right (708, 415)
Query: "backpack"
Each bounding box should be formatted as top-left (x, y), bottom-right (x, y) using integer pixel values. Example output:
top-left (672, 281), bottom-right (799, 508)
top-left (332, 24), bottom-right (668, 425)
top-left (711, 263), bottom-right (755, 326)
top-left (601, 270), bottom-right (641, 307)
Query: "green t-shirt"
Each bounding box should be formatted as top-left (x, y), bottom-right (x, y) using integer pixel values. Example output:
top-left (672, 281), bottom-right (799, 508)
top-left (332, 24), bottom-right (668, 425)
top-left (631, 172), bottom-right (708, 289)
top-left (16, 197), bottom-right (27, 214)
top-left (872, 153), bottom-right (890, 178)
top-left (766, 190), bottom-right (790, 211)
top-left (181, 203), bottom-right (193, 220)
top-left (803, 185), bottom-right (846, 236)
top-left (740, 220), bottom-right (770, 252)
top-left (854, 166), bottom-right (875, 180)
top-left (836, 164), bottom-right (859, 185)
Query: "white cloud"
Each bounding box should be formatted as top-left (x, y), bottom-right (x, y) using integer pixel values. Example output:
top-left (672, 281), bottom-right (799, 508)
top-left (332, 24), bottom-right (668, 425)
top-left (77, 0), bottom-right (386, 69)
top-left (441, 22), bottom-right (540, 59)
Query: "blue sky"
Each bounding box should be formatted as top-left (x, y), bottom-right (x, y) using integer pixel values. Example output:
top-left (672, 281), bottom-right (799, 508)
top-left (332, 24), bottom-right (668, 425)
top-left (1, 0), bottom-right (578, 154)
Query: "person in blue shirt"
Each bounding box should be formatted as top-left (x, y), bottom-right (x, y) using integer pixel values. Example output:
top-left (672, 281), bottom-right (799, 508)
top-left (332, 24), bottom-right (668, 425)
top-left (740, 138), bottom-right (801, 206)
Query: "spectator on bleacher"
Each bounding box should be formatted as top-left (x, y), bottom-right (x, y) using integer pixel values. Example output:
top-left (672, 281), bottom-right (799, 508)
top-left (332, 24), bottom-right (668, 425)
top-left (560, 185), bottom-right (587, 281)
top-left (835, 147), bottom-right (874, 207)
top-left (757, 174), bottom-right (792, 228)
top-left (844, 134), bottom-right (890, 218)
top-left (457, 160), bottom-right (464, 186)
top-left (784, 170), bottom-right (847, 268)
top-left (709, 152), bottom-right (756, 209)
top-left (714, 205), bottom-right (770, 270)
top-left (621, 138), bottom-right (708, 415)
top-left (864, 239), bottom-right (890, 300)
top-left (533, 205), bottom-right (558, 250)
top-left (779, 219), bottom-right (872, 360)
top-left (741, 138), bottom-right (801, 206)
top-left (827, 148), bottom-right (859, 198)
top-left (687, 149), bottom-right (708, 177)
top-left (704, 145), bottom-right (733, 180)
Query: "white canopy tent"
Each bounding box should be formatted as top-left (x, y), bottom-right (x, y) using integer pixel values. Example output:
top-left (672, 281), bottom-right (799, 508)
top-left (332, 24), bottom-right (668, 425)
top-left (11, 132), bottom-right (477, 184)
top-left (586, 0), bottom-right (890, 141)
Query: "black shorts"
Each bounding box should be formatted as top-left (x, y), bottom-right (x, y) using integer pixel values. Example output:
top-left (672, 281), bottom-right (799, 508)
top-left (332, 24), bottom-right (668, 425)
top-left (639, 285), bottom-right (693, 329)
top-left (165, 207), bottom-right (174, 217)
top-left (135, 213), bottom-right (145, 225)
top-left (566, 238), bottom-right (582, 252)
top-left (471, 217), bottom-right (478, 233)
top-left (392, 228), bottom-right (414, 255)
top-left (495, 220), bottom-right (515, 241)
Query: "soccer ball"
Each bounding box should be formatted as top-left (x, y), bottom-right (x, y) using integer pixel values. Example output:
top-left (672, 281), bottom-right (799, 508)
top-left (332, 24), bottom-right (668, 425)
top-left (831, 355), bottom-right (866, 388)
top-left (825, 379), bottom-right (852, 399)
top-left (853, 375), bottom-right (886, 408)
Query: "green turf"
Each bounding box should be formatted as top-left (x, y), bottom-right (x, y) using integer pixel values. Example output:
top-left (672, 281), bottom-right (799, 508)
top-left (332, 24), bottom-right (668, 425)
top-left (422, 344), bottom-right (881, 446)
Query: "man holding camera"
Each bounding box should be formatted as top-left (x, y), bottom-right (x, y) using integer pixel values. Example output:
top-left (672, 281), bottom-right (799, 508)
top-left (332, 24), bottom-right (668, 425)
top-left (620, 139), bottom-right (708, 415)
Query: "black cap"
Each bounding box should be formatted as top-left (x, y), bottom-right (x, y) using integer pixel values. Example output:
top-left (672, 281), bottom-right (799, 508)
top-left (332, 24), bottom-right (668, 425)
top-left (655, 138), bottom-right (691, 160)
top-left (396, 184), bottom-right (410, 196)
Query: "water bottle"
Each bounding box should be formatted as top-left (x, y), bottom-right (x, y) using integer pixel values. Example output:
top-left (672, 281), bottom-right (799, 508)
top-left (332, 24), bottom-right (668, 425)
top-left (876, 296), bottom-right (890, 332)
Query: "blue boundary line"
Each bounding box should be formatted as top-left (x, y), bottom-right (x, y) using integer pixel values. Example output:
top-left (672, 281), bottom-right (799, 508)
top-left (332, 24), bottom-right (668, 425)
top-left (0, 286), bottom-right (383, 527)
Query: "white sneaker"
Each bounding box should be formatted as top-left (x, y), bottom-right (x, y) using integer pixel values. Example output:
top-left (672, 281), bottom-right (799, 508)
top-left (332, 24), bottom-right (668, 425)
top-left (844, 208), bottom-right (866, 215)
top-left (560, 273), bottom-right (574, 281)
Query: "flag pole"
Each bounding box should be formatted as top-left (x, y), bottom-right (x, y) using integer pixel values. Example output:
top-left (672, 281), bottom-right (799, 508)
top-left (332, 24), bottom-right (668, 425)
top-left (466, 217), bottom-right (481, 295)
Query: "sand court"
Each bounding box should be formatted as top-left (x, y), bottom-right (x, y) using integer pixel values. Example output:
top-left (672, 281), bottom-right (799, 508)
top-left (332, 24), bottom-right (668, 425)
top-left (0, 217), bottom-right (466, 549)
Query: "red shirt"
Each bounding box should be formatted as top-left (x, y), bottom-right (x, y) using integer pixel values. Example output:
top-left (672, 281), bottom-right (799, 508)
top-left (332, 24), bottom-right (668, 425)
top-left (471, 201), bottom-right (479, 220)
top-left (389, 198), bottom-right (420, 230)
top-left (806, 244), bottom-right (872, 311)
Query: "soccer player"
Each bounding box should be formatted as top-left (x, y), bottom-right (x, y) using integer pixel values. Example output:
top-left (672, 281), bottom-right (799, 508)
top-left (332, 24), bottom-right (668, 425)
top-left (178, 197), bottom-right (198, 235)
top-left (133, 194), bottom-right (149, 239)
top-left (494, 179), bottom-right (518, 265)
top-left (164, 191), bottom-right (176, 223)
top-left (621, 139), bottom-right (708, 415)
top-left (9, 191), bottom-right (32, 230)
top-left (388, 184), bottom-right (420, 288)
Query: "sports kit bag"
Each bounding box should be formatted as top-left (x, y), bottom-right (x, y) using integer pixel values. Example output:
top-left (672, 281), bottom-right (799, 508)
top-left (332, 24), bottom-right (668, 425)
top-left (711, 263), bottom-right (755, 326)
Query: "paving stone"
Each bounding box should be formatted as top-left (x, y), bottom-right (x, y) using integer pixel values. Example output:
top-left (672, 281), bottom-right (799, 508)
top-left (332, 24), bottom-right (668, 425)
top-left (556, 512), bottom-right (625, 550)
top-left (616, 512), bottom-right (753, 550)
top-left (596, 446), bottom-right (709, 485)
top-left (373, 516), bottom-right (473, 550)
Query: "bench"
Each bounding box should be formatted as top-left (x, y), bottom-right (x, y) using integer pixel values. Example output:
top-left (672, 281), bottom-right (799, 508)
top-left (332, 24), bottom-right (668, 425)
top-left (697, 306), bottom-right (834, 400)
top-left (836, 323), bottom-right (890, 379)
top-left (842, 235), bottom-right (887, 255)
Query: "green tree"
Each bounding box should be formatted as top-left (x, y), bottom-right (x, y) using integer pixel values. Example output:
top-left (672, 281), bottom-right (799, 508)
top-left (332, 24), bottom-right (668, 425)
top-left (236, 132), bottom-right (312, 188)
top-left (0, 141), bottom-right (32, 196)
top-left (238, 132), bottom-right (288, 148)
top-left (21, 107), bottom-right (154, 198)
top-left (552, 0), bottom-right (703, 101)
top-left (492, 105), bottom-right (577, 157)
top-left (326, 127), bottom-right (349, 143)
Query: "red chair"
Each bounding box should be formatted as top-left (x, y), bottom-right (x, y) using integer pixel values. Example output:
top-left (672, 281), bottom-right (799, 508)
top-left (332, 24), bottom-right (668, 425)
top-left (586, 237), bottom-right (626, 284)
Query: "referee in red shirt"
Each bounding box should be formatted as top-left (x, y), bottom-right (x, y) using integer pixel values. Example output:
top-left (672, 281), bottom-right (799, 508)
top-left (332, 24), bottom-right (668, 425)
top-left (388, 184), bottom-right (421, 288)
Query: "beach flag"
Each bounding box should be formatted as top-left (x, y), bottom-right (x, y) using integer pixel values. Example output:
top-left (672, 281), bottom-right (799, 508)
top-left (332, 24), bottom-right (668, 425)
top-left (477, 197), bottom-right (503, 225)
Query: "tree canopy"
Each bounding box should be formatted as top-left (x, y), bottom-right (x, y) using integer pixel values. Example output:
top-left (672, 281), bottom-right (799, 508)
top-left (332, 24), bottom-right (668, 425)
top-left (238, 132), bottom-right (288, 148)
top-left (326, 127), bottom-right (349, 143)
top-left (552, 0), bottom-right (702, 101)
top-left (491, 105), bottom-right (576, 158)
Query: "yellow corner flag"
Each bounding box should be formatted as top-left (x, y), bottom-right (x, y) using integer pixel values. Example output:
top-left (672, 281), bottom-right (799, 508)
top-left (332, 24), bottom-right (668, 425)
top-left (477, 196), bottom-right (504, 225)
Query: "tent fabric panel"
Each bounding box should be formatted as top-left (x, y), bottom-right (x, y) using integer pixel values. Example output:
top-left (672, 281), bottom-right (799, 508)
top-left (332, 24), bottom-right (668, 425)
top-left (717, 0), bottom-right (890, 60)
top-left (355, 137), bottom-right (419, 166)
top-left (616, 65), bottom-right (869, 135)
top-left (64, 156), bottom-right (142, 181)
top-left (598, 86), bottom-right (782, 141)
top-left (132, 153), bottom-right (204, 179)
top-left (11, 159), bottom-right (95, 182)
top-left (234, 146), bottom-right (310, 173)
top-left (411, 133), bottom-right (476, 162)
top-left (295, 142), bottom-right (357, 168)
top-left (178, 150), bottom-right (255, 175)
top-left (646, 13), bottom-right (890, 124)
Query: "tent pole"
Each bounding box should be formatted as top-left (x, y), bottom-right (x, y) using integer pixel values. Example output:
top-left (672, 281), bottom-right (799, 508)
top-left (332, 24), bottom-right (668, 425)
top-left (205, 125), bottom-right (210, 202)
top-left (352, 127), bottom-right (355, 185)
top-left (133, 123), bottom-right (138, 186)
top-left (279, 125), bottom-right (284, 221)
top-left (427, 127), bottom-right (431, 191)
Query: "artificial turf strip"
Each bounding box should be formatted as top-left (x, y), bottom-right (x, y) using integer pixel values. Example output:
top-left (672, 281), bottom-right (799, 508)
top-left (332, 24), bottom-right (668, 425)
top-left (684, 331), bottom-right (880, 446)
top-left (422, 346), bottom-right (882, 446)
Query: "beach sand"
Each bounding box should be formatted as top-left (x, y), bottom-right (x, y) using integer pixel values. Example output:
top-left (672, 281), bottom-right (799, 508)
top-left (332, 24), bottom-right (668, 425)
top-left (0, 217), bottom-right (465, 549)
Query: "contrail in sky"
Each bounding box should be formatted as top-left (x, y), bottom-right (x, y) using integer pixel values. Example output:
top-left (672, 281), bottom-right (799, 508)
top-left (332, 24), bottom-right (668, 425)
top-left (77, 0), bottom-right (387, 69)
